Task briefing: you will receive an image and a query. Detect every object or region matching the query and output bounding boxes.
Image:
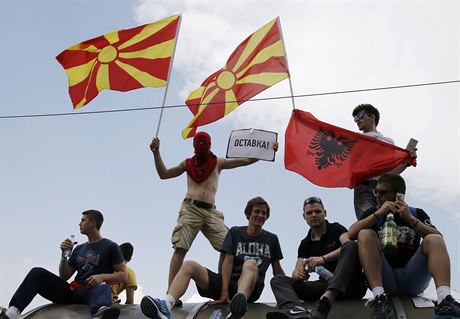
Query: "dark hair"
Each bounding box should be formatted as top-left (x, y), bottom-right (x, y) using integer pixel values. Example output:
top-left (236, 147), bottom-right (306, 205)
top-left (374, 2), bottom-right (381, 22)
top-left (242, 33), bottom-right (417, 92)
top-left (377, 173), bottom-right (406, 194)
top-left (82, 209), bottom-right (104, 230)
top-left (244, 196), bottom-right (270, 219)
top-left (119, 242), bottom-right (134, 262)
top-left (352, 103), bottom-right (380, 126)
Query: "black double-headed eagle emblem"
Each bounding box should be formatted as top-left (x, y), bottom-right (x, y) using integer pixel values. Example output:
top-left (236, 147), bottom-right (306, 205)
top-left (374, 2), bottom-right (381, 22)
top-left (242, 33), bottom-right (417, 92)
top-left (307, 127), bottom-right (357, 169)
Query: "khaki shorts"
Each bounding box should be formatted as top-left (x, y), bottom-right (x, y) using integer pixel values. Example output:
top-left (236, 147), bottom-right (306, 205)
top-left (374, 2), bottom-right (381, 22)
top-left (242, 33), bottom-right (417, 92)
top-left (171, 201), bottom-right (228, 251)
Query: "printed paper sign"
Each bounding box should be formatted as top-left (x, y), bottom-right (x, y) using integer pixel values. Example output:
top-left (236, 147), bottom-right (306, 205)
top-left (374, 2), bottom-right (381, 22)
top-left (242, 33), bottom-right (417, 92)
top-left (226, 129), bottom-right (277, 161)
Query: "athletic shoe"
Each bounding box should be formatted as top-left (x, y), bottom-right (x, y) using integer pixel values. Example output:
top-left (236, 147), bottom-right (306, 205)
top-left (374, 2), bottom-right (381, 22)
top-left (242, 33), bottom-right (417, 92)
top-left (141, 296), bottom-right (171, 319)
top-left (367, 294), bottom-right (394, 319)
top-left (0, 307), bottom-right (10, 319)
top-left (92, 306), bottom-right (120, 319)
top-left (226, 293), bottom-right (248, 319)
top-left (265, 306), bottom-right (309, 319)
top-left (174, 299), bottom-right (183, 307)
top-left (434, 295), bottom-right (460, 319)
top-left (309, 297), bottom-right (331, 319)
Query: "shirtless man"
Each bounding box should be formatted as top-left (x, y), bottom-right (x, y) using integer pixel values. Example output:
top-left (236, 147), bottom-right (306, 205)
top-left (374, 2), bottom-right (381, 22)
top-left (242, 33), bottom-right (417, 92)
top-left (150, 132), bottom-right (276, 295)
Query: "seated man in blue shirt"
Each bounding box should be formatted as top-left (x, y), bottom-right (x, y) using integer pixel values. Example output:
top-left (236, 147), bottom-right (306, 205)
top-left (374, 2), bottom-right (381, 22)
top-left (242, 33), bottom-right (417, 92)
top-left (0, 210), bottom-right (127, 319)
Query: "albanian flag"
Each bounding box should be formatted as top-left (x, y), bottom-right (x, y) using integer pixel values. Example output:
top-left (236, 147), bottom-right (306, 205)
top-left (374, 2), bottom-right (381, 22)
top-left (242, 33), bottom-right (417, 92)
top-left (285, 109), bottom-right (416, 188)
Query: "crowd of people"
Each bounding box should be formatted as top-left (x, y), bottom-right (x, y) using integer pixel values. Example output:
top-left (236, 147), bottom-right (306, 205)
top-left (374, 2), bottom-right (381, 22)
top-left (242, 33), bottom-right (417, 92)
top-left (1, 104), bottom-right (458, 319)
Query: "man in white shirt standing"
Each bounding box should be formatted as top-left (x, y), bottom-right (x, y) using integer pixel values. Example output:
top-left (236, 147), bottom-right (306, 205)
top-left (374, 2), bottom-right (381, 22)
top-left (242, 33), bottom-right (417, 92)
top-left (351, 104), bottom-right (416, 219)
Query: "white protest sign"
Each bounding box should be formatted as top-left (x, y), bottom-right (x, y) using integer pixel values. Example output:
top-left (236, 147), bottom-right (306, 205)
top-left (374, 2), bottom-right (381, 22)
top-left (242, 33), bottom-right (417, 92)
top-left (226, 129), bottom-right (278, 162)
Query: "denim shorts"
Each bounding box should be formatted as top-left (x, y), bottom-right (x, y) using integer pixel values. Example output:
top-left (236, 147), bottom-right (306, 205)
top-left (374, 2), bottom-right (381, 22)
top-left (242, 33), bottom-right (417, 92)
top-left (381, 246), bottom-right (431, 296)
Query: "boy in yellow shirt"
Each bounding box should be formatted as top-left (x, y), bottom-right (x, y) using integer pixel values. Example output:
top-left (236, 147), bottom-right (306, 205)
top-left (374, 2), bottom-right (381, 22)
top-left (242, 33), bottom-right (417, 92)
top-left (111, 243), bottom-right (137, 304)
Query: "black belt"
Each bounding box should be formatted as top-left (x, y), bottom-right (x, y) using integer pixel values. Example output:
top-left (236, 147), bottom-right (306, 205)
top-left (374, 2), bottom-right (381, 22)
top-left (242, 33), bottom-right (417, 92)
top-left (183, 198), bottom-right (216, 209)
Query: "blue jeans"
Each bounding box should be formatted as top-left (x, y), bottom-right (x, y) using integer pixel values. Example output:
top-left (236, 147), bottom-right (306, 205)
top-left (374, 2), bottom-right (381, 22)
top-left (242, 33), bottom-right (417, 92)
top-left (381, 248), bottom-right (432, 296)
top-left (9, 267), bottom-right (112, 314)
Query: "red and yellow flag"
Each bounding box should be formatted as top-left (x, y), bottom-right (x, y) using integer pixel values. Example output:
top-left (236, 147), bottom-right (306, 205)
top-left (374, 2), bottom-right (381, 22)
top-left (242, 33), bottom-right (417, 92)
top-left (56, 15), bottom-right (181, 109)
top-left (285, 109), bottom-right (416, 188)
top-left (182, 17), bottom-right (289, 138)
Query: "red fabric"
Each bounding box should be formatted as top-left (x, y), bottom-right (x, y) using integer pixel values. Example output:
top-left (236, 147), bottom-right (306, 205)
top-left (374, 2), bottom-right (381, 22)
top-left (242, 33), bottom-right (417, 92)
top-left (186, 152), bottom-right (217, 183)
top-left (56, 15), bottom-right (180, 109)
top-left (182, 17), bottom-right (289, 138)
top-left (69, 281), bottom-right (90, 290)
top-left (186, 132), bottom-right (217, 183)
top-left (284, 109), bottom-right (416, 188)
top-left (193, 132), bottom-right (212, 155)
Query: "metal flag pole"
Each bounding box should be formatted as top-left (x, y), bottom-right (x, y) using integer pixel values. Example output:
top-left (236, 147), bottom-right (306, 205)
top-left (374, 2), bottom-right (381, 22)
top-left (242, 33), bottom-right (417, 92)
top-left (277, 16), bottom-right (296, 110)
top-left (155, 14), bottom-right (182, 138)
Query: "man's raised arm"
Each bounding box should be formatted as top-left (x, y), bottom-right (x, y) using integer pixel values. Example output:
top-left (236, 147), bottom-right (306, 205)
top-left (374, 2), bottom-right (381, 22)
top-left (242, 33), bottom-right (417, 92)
top-left (150, 137), bottom-right (186, 179)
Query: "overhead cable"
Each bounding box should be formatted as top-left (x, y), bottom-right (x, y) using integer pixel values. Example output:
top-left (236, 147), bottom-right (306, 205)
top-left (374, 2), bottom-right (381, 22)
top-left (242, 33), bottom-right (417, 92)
top-left (1, 79), bottom-right (458, 119)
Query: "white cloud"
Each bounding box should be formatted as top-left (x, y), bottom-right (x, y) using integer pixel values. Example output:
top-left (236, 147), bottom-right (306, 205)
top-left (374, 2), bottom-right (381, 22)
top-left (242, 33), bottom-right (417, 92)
top-left (132, 1), bottom-right (459, 218)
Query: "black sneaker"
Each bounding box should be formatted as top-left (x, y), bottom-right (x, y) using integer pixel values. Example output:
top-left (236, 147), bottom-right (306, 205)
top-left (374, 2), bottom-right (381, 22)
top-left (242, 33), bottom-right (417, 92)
top-left (309, 297), bottom-right (331, 319)
top-left (434, 295), bottom-right (460, 319)
top-left (174, 299), bottom-right (183, 307)
top-left (367, 294), bottom-right (394, 319)
top-left (140, 296), bottom-right (171, 319)
top-left (101, 307), bottom-right (120, 319)
top-left (265, 306), bottom-right (308, 319)
top-left (92, 306), bottom-right (120, 319)
top-left (226, 293), bottom-right (248, 319)
top-left (265, 310), bottom-right (289, 319)
top-left (0, 307), bottom-right (10, 319)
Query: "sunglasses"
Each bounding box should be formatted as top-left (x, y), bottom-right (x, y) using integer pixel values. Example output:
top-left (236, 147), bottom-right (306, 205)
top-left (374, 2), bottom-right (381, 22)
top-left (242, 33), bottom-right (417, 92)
top-left (373, 189), bottom-right (394, 197)
top-left (354, 112), bottom-right (367, 123)
top-left (304, 196), bottom-right (323, 206)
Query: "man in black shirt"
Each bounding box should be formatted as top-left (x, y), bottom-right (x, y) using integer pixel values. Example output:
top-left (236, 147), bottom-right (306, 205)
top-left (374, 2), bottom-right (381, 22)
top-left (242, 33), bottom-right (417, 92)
top-left (267, 197), bottom-right (366, 319)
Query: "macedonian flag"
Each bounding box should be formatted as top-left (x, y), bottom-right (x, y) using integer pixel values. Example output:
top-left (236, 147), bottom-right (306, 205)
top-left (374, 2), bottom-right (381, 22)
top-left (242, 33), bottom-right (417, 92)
top-left (182, 17), bottom-right (289, 139)
top-left (56, 15), bottom-right (181, 109)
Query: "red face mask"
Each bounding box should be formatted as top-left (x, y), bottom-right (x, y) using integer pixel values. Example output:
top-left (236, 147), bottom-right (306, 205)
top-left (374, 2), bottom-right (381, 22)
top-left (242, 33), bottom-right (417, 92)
top-left (186, 132), bottom-right (217, 182)
top-left (193, 132), bottom-right (211, 156)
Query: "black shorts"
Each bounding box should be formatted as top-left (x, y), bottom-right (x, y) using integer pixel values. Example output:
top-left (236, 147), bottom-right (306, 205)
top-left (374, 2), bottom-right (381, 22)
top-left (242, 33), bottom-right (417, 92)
top-left (196, 268), bottom-right (263, 303)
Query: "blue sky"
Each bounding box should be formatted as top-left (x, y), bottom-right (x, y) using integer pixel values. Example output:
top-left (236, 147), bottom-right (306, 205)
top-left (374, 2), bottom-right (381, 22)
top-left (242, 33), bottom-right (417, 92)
top-left (1, 0), bottom-right (459, 312)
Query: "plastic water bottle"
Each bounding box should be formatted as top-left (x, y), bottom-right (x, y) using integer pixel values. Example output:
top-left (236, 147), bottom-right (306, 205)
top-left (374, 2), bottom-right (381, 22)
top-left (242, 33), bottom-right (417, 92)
top-left (209, 309), bottom-right (222, 319)
top-left (315, 265), bottom-right (333, 282)
top-left (381, 213), bottom-right (397, 255)
top-left (63, 234), bottom-right (75, 258)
